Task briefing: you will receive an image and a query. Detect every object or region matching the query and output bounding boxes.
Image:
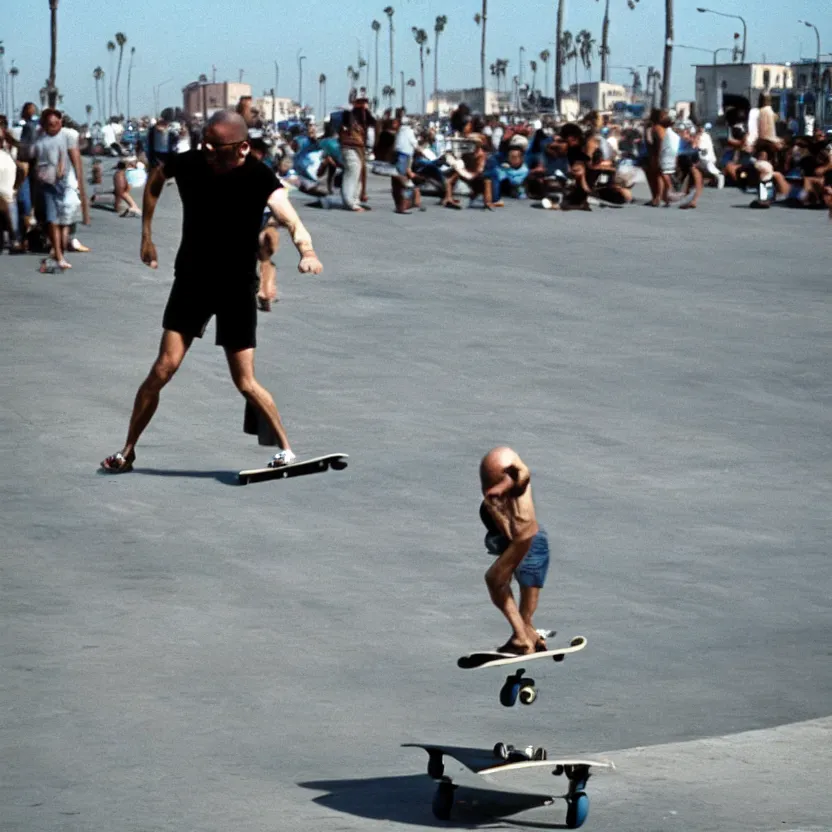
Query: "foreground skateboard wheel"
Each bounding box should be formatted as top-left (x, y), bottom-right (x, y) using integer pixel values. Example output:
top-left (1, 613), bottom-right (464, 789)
top-left (432, 782), bottom-right (455, 820)
top-left (566, 792), bottom-right (590, 829)
top-left (493, 742), bottom-right (508, 760)
top-left (533, 746), bottom-right (548, 761)
top-left (519, 685), bottom-right (537, 705)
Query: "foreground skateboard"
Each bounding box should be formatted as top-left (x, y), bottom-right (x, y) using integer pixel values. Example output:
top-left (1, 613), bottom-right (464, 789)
top-left (403, 742), bottom-right (614, 828)
top-left (238, 453), bottom-right (348, 485)
top-left (458, 635), bottom-right (587, 706)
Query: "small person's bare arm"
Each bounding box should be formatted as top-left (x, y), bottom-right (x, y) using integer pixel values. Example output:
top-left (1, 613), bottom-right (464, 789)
top-left (140, 164), bottom-right (168, 268)
top-left (266, 188), bottom-right (323, 274)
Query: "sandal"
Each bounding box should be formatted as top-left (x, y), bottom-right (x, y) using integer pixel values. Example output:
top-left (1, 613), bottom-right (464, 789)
top-left (100, 450), bottom-right (136, 473)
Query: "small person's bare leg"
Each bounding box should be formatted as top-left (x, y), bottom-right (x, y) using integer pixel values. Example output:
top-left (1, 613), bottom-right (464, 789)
top-left (257, 226), bottom-right (279, 310)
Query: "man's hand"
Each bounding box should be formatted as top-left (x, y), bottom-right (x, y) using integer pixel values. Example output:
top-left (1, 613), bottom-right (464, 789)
top-left (140, 236), bottom-right (158, 269)
top-left (298, 251), bottom-right (323, 274)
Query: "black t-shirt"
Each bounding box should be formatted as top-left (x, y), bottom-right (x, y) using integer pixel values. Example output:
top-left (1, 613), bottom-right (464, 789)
top-left (164, 150), bottom-right (281, 283)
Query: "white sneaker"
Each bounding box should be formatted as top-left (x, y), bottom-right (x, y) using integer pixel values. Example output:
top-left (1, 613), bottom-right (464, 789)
top-left (268, 449), bottom-right (297, 468)
top-left (541, 197), bottom-right (552, 210)
top-left (717, 173), bottom-right (725, 189)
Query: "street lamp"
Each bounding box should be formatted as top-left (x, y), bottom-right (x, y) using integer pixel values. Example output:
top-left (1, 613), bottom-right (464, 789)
top-left (153, 78), bottom-right (173, 117)
top-left (675, 43), bottom-right (733, 65)
top-left (696, 8), bottom-right (746, 63)
top-left (297, 50), bottom-right (306, 112)
top-left (798, 20), bottom-right (821, 91)
top-left (519, 45), bottom-right (525, 87)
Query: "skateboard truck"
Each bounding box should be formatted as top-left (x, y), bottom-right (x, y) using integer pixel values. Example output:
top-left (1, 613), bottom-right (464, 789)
top-left (499, 668), bottom-right (537, 707)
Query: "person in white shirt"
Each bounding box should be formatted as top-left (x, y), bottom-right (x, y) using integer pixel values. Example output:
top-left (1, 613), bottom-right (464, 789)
top-left (391, 111), bottom-right (423, 214)
top-left (694, 123), bottom-right (724, 188)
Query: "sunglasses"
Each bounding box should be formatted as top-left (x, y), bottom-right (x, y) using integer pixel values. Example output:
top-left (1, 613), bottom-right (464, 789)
top-left (203, 139), bottom-right (246, 153)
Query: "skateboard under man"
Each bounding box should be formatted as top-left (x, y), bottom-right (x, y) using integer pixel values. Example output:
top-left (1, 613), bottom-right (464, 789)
top-left (403, 742), bottom-right (614, 828)
top-left (457, 634), bottom-right (587, 706)
top-left (238, 453), bottom-right (348, 485)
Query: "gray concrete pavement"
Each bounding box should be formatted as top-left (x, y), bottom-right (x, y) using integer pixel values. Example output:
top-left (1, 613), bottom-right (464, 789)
top-left (1, 175), bottom-right (831, 831)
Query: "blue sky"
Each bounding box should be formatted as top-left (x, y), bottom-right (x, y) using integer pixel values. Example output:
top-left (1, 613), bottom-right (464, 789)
top-left (2, 0), bottom-right (827, 121)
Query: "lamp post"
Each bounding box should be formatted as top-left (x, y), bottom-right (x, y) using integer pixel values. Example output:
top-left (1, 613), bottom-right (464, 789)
top-left (519, 45), bottom-right (525, 87)
top-left (675, 43), bottom-right (732, 66)
top-left (297, 50), bottom-right (306, 114)
top-left (153, 78), bottom-right (173, 118)
top-left (696, 8), bottom-right (746, 63)
top-left (798, 20), bottom-right (821, 93)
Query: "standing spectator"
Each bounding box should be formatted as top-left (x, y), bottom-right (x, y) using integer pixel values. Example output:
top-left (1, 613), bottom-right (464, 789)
top-left (31, 108), bottom-right (73, 270)
top-left (338, 110), bottom-right (367, 211)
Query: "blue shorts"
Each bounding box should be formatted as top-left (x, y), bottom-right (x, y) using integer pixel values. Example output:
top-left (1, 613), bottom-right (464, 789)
top-left (39, 183), bottom-right (61, 224)
top-left (485, 527), bottom-right (550, 589)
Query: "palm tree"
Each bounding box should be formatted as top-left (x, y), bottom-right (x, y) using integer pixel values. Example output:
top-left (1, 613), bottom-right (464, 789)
top-left (106, 40), bottom-right (116, 116)
top-left (198, 72), bottom-right (208, 119)
top-left (498, 58), bottom-right (509, 100)
top-left (47, 0), bottom-right (60, 107)
top-left (382, 83), bottom-right (395, 106)
top-left (403, 76), bottom-right (416, 110)
top-left (555, 0), bottom-right (565, 115)
top-left (9, 63), bottom-right (18, 116)
top-left (126, 46), bottom-right (135, 122)
top-left (371, 20), bottom-right (381, 107)
top-left (85, 104), bottom-right (93, 124)
top-left (433, 15), bottom-right (447, 115)
top-left (539, 49), bottom-right (551, 97)
top-left (0, 44), bottom-right (6, 115)
top-left (412, 27), bottom-right (429, 114)
top-left (473, 1), bottom-right (487, 113)
top-left (347, 64), bottom-right (355, 100)
top-left (383, 6), bottom-right (395, 90)
top-left (93, 66), bottom-right (104, 123)
top-left (529, 59), bottom-right (537, 96)
top-left (490, 62), bottom-right (498, 97)
top-left (577, 29), bottom-right (595, 82)
top-left (596, 0), bottom-right (639, 82)
top-left (661, 0), bottom-right (672, 108)
top-left (114, 32), bottom-right (127, 115)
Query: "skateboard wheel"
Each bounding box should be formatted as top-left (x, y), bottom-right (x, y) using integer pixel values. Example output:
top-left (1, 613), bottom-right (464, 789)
top-left (331, 458), bottom-right (348, 470)
top-left (432, 782), bottom-right (455, 820)
top-left (499, 682), bottom-right (520, 707)
top-left (553, 654), bottom-right (565, 662)
top-left (570, 636), bottom-right (584, 647)
top-left (565, 792), bottom-right (589, 828)
top-left (427, 757), bottom-right (444, 779)
top-left (519, 685), bottom-right (537, 705)
top-left (493, 742), bottom-right (508, 760)
top-left (533, 747), bottom-right (548, 761)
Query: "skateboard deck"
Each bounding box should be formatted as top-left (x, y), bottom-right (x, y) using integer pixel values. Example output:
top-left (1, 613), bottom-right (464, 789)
top-left (238, 453), bottom-right (348, 485)
top-left (403, 743), bottom-right (614, 825)
top-left (458, 635), bottom-right (587, 669)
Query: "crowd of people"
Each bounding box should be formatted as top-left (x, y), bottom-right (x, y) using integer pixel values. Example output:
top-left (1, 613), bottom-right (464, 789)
top-left (1, 91), bottom-right (831, 269)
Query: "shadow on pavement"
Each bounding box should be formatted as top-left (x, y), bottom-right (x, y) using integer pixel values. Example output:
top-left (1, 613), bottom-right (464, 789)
top-left (131, 468), bottom-right (240, 486)
top-left (297, 775), bottom-right (567, 829)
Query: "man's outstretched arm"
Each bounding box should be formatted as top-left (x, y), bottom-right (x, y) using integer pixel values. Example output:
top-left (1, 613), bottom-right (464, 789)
top-left (266, 188), bottom-right (323, 274)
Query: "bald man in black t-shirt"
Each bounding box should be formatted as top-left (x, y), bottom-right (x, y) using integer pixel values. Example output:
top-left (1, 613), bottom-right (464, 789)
top-left (101, 111), bottom-right (323, 473)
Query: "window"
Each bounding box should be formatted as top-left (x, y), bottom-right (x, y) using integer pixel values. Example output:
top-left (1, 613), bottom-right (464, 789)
top-left (762, 69), bottom-right (770, 88)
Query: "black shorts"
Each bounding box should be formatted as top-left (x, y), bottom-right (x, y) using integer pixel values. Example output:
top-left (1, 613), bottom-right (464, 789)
top-left (162, 276), bottom-right (258, 350)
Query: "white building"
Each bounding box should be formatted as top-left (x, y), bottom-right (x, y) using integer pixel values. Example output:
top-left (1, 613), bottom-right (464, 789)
top-left (568, 81), bottom-right (629, 112)
top-left (693, 62), bottom-right (794, 123)
top-left (426, 87), bottom-right (507, 117)
top-left (252, 95), bottom-right (300, 123)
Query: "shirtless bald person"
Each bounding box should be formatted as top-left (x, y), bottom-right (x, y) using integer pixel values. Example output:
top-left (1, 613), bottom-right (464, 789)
top-left (101, 111), bottom-right (322, 473)
top-left (480, 447), bottom-right (550, 655)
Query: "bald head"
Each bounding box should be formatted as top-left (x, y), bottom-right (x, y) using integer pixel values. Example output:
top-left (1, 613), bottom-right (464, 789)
top-left (206, 109), bottom-right (248, 141)
top-left (480, 446), bottom-right (518, 489)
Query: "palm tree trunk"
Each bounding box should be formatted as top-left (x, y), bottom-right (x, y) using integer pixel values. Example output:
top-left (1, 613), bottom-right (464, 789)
top-left (374, 32), bottom-right (380, 106)
top-left (555, 0), bottom-right (564, 115)
top-left (388, 23), bottom-right (394, 89)
top-left (420, 51), bottom-right (426, 113)
top-left (116, 47), bottom-right (124, 114)
top-left (661, 0), bottom-right (673, 108)
top-left (480, 0), bottom-right (487, 113)
top-left (48, 0), bottom-right (59, 107)
top-left (601, 0), bottom-right (610, 82)
top-left (433, 32), bottom-right (439, 114)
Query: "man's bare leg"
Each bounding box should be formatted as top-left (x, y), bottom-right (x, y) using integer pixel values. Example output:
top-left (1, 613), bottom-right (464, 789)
top-left (101, 330), bottom-right (192, 470)
top-left (226, 347), bottom-right (291, 452)
top-left (257, 226), bottom-right (279, 310)
top-left (519, 586), bottom-right (546, 648)
top-left (485, 538), bottom-right (535, 654)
